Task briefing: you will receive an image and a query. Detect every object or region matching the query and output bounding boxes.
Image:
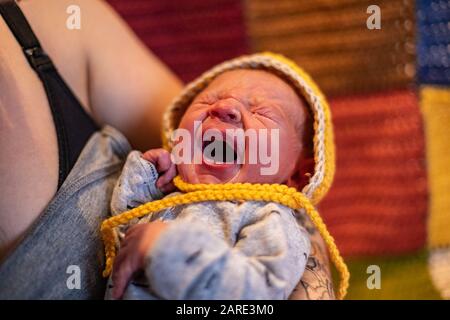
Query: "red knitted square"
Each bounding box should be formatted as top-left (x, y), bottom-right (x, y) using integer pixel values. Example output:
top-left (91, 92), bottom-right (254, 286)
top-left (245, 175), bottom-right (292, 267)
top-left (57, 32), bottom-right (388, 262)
top-left (320, 89), bottom-right (428, 257)
top-left (107, 0), bottom-right (249, 82)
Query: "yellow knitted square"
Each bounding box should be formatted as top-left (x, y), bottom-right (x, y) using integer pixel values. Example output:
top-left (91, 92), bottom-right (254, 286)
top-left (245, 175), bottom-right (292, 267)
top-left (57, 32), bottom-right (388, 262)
top-left (420, 86), bottom-right (450, 248)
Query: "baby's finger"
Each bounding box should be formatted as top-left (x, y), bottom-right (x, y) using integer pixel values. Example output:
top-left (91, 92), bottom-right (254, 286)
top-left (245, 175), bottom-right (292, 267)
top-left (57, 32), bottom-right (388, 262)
top-left (111, 252), bottom-right (127, 297)
top-left (159, 181), bottom-right (176, 194)
top-left (124, 224), bottom-right (144, 238)
top-left (112, 254), bottom-right (137, 299)
top-left (141, 149), bottom-right (160, 163)
top-left (112, 265), bottom-right (131, 299)
top-left (156, 164), bottom-right (177, 189)
top-left (155, 151), bottom-right (173, 173)
top-left (112, 244), bottom-right (133, 274)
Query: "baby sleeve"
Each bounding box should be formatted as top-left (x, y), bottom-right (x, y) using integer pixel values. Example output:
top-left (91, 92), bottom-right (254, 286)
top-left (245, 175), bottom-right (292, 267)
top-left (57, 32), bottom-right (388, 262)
top-left (110, 150), bottom-right (164, 216)
top-left (144, 203), bottom-right (311, 300)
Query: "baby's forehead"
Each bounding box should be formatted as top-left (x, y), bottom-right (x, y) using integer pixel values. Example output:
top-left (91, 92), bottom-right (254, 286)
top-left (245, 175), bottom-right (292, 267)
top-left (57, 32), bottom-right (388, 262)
top-left (202, 69), bottom-right (299, 101)
top-left (200, 69), bottom-right (307, 119)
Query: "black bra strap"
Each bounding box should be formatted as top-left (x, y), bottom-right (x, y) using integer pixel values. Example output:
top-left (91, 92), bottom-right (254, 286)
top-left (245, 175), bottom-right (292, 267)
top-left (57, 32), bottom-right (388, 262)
top-left (1, 0), bottom-right (77, 188)
top-left (1, 0), bottom-right (99, 188)
top-left (0, 1), bottom-right (54, 72)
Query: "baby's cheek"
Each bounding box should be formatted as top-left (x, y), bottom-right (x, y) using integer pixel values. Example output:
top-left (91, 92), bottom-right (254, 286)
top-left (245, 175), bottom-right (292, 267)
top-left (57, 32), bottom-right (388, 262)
top-left (280, 138), bottom-right (302, 171)
top-left (176, 163), bottom-right (190, 181)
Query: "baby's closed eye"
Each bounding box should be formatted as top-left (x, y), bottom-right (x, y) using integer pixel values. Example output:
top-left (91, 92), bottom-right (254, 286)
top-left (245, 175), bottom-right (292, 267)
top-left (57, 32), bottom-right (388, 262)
top-left (250, 105), bottom-right (282, 122)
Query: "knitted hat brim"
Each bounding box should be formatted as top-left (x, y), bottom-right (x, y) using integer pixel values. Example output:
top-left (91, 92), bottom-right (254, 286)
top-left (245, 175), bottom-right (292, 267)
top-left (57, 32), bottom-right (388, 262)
top-left (162, 52), bottom-right (335, 204)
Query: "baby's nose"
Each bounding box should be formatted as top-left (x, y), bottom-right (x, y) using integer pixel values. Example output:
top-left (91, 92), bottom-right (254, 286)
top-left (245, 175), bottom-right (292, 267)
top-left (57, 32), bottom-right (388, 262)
top-left (208, 105), bottom-right (241, 124)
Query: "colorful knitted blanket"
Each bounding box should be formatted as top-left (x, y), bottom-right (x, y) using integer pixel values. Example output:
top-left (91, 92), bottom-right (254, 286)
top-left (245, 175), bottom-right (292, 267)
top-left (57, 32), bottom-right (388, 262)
top-left (108, 0), bottom-right (450, 299)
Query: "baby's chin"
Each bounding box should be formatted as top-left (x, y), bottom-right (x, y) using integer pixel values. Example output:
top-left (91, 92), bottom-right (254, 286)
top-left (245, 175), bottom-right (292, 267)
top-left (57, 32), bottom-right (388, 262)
top-left (190, 173), bottom-right (232, 184)
top-left (177, 163), bottom-right (283, 185)
top-left (177, 163), bottom-right (240, 184)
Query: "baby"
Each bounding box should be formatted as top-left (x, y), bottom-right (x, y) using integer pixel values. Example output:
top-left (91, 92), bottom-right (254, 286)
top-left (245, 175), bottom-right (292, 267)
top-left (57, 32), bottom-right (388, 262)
top-left (105, 53), bottom-right (335, 300)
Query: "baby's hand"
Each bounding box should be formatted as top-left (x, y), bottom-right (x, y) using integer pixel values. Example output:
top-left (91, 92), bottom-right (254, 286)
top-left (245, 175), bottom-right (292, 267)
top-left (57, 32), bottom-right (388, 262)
top-left (141, 148), bottom-right (176, 193)
top-left (111, 221), bottom-right (169, 299)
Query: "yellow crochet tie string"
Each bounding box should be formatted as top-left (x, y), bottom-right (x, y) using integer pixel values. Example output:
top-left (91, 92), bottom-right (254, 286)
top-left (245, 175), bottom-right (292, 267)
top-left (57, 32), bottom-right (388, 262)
top-left (101, 176), bottom-right (350, 299)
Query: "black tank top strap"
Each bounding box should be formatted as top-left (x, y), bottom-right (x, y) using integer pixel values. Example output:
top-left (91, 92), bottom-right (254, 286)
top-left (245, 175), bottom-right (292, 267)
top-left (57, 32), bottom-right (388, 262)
top-left (0, 0), bottom-right (98, 188)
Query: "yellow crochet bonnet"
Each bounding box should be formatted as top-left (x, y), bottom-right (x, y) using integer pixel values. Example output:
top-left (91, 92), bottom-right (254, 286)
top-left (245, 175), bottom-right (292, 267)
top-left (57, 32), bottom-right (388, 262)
top-left (161, 52), bottom-right (335, 205)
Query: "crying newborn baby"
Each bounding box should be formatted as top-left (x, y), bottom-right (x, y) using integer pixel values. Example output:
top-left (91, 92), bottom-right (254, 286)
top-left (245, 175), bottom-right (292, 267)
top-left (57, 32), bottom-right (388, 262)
top-left (105, 53), bottom-right (335, 300)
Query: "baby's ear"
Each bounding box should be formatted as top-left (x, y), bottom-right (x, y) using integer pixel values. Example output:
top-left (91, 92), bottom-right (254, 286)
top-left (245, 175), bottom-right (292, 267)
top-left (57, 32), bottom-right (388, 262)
top-left (287, 157), bottom-right (315, 191)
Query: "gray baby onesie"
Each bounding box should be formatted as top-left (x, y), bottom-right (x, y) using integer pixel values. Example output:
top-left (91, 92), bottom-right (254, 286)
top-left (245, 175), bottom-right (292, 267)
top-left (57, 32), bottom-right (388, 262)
top-left (105, 151), bottom-right (310, 300)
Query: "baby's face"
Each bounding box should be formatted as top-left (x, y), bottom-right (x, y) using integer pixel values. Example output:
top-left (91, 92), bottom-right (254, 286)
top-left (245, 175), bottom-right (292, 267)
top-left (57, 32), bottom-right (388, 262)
top-left (175, 69), bottom-right (308, 185)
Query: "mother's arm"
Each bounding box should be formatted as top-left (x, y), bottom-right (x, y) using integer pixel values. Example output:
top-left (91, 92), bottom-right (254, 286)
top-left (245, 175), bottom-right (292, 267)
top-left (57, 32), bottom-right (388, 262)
top-left (289, 211), bottom-right (336, 300)
top-left (83, 0), bottom-right (183, 150)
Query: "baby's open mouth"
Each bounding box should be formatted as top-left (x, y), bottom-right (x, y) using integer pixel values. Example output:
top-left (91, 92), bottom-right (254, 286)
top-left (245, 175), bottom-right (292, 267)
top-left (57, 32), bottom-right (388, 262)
top-left (202, 137), bottom-right (238, 164)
